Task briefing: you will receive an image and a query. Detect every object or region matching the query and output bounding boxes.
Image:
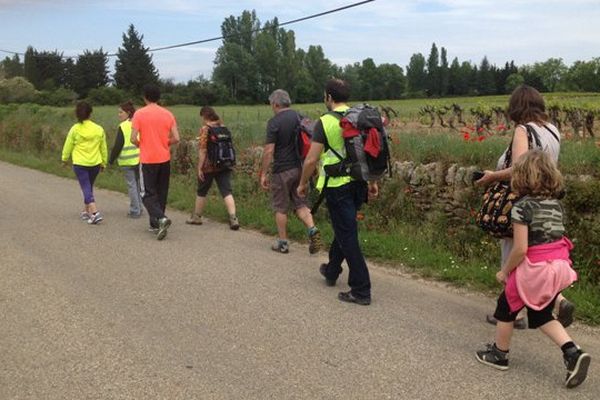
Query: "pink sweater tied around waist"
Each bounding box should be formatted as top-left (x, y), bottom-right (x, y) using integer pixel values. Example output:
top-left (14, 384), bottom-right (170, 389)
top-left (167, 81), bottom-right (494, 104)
top-left (505, 237), bottom-right (577, 313)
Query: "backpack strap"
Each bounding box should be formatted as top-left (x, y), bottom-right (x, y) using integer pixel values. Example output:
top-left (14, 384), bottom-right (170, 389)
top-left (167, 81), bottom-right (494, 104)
top-left (310, 111), bottom-right (345, 215)
top-left (524, 123), bottom-right (542, 149)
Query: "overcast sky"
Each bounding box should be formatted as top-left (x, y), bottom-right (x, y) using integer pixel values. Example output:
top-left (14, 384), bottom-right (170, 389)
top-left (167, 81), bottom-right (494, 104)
top-left (1, 0), bottom-right (599, 82)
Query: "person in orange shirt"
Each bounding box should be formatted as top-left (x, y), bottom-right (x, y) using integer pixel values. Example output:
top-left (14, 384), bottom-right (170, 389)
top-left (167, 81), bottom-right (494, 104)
top-left (131, 84), bottom-right (180, 240)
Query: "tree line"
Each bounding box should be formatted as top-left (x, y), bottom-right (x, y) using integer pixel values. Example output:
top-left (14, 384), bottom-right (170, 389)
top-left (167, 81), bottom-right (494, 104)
top-left (1, 10), bottom-right (600, 106)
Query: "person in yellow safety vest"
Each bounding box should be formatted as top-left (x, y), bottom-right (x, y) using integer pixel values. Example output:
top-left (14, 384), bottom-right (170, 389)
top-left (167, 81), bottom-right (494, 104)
top-left (297, 79), bottom-right (379, 306)
top-left (109, 101), bottom-right (143, 218)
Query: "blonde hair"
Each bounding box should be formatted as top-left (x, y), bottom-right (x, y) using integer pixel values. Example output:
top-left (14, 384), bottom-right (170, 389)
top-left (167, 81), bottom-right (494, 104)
top-left (511, 149), bottom-right (564, 198)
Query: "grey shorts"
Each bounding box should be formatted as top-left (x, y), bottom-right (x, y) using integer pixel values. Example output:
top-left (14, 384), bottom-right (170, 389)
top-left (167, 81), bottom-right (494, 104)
top-left (271, 167), bottom-right (308, 213)
top-left (197, 170), bottom-right (232, 198)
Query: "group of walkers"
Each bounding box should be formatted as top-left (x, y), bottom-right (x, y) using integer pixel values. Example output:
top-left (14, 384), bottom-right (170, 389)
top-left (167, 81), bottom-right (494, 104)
top-left (60, 80), bottom-right (590, 388)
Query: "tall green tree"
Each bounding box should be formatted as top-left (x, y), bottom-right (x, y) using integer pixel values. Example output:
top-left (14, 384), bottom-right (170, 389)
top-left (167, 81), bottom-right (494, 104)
top-left (358, 58), bottom-right (379, 100)
top-left (213, 10), bottom-right (260, 102)
top-left (426, 43), bottom-right (440, 95)
top-left (377, 63), bottom-right (405, 99)
top-left (566, 58), bottom-right (600, 92)
top-left (532, 58), bottom-right (567, 92)
top-left (406, 53), bottom-right (427, 94)
top-left (73, 49), bottom-right (109, 98)
top-left (439, 47), bottom-right (449, 96)
top-left (477, 56), bottom-right (496, 95)
top-left (23, 46), bottom-right (65, 90)
top-left (114, 24), bottom-right (159, 94)
top-left (303, 45), bottom-right (333, 102)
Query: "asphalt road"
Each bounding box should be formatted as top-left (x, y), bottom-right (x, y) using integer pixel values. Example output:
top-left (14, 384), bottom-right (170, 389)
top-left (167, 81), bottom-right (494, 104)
top-left (0, 161), bottom-right (597, 400)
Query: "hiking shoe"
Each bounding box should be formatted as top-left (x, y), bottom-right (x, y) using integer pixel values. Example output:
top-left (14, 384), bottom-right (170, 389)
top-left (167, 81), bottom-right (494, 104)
top-left (80, 211), bottom-right (90, 221)
top-left (476, 343), bottom-right (509, 371)
top-left (156, 217), bottom-right (171, 241)
top-left (486, 314), bottom-right (527, 330)
top-left (229, 215), bottom-right (240, 231)
top-left (271, 240), bottom-right (289, 254)
top-left (185, 214), bottom-right (203, 225)
top-left (564, 348), bottom-right (591, 388)
top-left (557, 299), bottom-right (575, 328)
top-left (319, 264), bottom-right (337, 287)
top-left (308, 228), bottom-right (322, 254)
top-left (338, 291), bottom-right (371, 306)
top-left (87, 212), bottom-right (103, 225)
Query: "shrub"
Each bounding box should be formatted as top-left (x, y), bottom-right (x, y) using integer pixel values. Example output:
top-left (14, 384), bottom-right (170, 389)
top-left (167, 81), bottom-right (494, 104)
top-left (35, 88), bottom-right (78, 107)
top-left (86, 87), bottom-right (130, 105)
top-left (0, 77), bottom-right (37, 103)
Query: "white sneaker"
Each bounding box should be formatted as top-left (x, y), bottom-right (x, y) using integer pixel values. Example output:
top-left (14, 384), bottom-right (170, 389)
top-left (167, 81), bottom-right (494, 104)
top-left (87, 212), bottom-right (103, 225)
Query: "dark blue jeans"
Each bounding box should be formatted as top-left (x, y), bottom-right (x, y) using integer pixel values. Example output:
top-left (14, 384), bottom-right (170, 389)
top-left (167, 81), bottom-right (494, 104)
top-left (322, 181), bottom-right (371, 299)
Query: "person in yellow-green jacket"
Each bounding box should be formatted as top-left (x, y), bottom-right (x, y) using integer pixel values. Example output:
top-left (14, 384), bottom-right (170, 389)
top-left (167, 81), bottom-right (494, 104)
top-left (61, 101), bottom-right (108, 225)
top-left (109, 101), bottom-right (143, 218)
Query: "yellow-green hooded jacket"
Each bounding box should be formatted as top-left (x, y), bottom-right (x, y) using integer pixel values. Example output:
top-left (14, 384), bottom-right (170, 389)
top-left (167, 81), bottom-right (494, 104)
top-left (61, 120), bottom-right (108, 167)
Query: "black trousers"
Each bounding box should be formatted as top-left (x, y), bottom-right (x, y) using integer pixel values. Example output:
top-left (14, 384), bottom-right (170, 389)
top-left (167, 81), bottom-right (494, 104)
top-left (142, 161), bottom-right (170, 228)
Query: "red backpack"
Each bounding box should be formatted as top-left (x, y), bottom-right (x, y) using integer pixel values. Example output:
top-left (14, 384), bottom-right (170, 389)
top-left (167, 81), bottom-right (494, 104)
top-left (295, 115), bottom-right (315, 160)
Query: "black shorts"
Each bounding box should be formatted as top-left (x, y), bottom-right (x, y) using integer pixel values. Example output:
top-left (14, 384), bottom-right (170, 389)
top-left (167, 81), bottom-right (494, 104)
top-left (494, 290), bottom-right (558, 329)
top-left (197, 170), bottom-right (232, 198)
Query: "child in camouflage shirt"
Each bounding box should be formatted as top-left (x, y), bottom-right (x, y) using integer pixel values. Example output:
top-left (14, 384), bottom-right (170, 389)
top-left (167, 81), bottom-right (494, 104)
top-left (476, 149), bottom-right (591, 388)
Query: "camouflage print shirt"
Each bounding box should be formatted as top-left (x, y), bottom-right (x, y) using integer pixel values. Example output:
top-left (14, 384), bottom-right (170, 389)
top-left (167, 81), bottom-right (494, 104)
top-left (511, 196), bottom-right (565, 246)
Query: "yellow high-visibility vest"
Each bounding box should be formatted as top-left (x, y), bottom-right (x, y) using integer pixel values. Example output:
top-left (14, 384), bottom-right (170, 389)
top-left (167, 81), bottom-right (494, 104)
top-left (117, 120), bottom-right (140, 166)
top-left (316, 105), bottom-right (352, 191)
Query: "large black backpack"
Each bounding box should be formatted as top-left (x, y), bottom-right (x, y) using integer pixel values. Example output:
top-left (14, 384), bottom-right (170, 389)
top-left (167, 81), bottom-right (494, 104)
top-left (325, 104), bottom-right (391, 182)
top-left (311, 104), bottom-right (391, 214)
top-left (207, 126), bottom-right (236, 169)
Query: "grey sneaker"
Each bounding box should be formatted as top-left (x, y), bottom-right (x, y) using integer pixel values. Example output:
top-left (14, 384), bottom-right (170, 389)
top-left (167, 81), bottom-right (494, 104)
top-left (308, 228), bottom-right (322, 254)
top-left (80, 211), bottom-right (90, 221)
top-left (229, 215), bottom-right (240, 231)
top-left (127, 211), bottom-right (142, 219)
top-left (156, 217), bottom-right (171, 241)
top-left (476, 343), bottom-right (509, 371)
top-left (557, 299), bottom-right (575, 328)
top-left (564, 348), bottom-right (591, 388)
top-left (87, 212), bottom-right (103, 225)
top-left (185, 214), bottom-right (203, 225)
top-left (271, 240), bottom-right (289, 254)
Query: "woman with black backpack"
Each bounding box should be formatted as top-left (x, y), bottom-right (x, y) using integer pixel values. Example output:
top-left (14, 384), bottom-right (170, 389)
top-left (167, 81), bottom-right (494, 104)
top-left (186, 106), bottom-right (239, 230)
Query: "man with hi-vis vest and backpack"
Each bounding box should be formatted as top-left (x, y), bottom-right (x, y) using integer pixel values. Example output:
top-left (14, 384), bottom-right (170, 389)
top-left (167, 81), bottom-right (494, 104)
top-left (298, 78), bottom-right (386, 306)
top-left (131, 84), bottom-right (180, 241)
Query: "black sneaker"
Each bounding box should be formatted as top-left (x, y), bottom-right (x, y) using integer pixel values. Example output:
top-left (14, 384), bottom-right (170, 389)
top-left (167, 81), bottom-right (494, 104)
top-left (476, 343), bottom-right (509, 371)
top-left (338, 291), bottom-right (371, 306)
top-left (564, 348), bottom-right (591, 389)
top-left (156, 217), bottom-right (171, 241)
top-left (319, 264), bottom-right (336, 287)
top-left (308, 228), bottom-right (322, 254)
top-left (557, 299), bottom-right (575, 328)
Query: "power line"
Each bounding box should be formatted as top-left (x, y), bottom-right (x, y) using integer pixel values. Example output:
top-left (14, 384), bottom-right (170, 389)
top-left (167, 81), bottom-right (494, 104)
top-left (0, 0), bottom-right (375, 59)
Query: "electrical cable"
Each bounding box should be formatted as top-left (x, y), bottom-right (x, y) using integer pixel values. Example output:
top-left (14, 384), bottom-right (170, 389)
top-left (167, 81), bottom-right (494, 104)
top-left (0, 0), bottom-right (375, 59)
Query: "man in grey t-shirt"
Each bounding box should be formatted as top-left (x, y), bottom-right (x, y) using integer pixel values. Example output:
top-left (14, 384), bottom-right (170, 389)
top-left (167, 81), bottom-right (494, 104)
top-left (260, 89), bottom-right (321, 254)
